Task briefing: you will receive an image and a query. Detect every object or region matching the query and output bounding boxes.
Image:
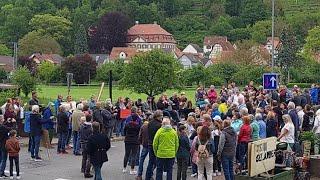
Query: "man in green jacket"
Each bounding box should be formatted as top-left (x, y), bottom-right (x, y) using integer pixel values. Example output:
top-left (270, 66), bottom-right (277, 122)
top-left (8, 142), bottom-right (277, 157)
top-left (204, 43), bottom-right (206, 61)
top-left (153, 117), bottom-right (179, 180)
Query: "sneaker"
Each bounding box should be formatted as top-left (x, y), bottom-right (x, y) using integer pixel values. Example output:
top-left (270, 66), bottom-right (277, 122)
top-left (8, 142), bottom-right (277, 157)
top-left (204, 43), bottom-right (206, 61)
top-left (191, 173), bottom-right (197, 177)
top-left (84, 174), bottom-right (93, 178)
top-left (31, 157), bottom-right (35, 161)
top-left (35, 157), bottom-right (43, 162)
top-left (217, 172), bottom-right (222, 176)
top-left (129, 170), bottom-right (137, 175)
top-left (17, 176), bottom-right (21, 180)
top-left (213, 173), bottom-right (217, 177)
top-left (9, 176), bottom-right (13, 179)
top-left (122, 168), bottom-right (127, 173)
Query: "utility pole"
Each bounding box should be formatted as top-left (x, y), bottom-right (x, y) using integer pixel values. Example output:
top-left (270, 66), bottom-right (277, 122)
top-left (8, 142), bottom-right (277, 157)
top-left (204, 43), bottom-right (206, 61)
top-left (12, 42), bottom-right (18, 70)
top-left (271, 0), bottom-right (275, 72)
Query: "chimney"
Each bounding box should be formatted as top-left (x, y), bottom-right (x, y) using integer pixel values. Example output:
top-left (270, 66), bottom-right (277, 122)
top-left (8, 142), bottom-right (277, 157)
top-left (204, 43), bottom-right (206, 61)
top-left (135, 21), bottom-right (139, 25)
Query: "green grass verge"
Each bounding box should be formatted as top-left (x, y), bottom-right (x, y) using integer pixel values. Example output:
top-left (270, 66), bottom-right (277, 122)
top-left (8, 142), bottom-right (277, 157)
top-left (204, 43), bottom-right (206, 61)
top-left (36, 85), bottom-right (196, 103)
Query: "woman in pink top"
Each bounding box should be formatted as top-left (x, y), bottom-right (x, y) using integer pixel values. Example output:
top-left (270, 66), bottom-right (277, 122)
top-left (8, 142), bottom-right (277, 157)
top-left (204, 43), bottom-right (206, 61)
top-left (237, 116), bottom-right (251, 170)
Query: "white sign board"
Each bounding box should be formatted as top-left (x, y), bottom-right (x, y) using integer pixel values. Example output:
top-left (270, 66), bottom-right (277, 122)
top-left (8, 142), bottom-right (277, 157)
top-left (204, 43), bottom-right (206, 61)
top-left (248, 137), bottom-right (277, 177)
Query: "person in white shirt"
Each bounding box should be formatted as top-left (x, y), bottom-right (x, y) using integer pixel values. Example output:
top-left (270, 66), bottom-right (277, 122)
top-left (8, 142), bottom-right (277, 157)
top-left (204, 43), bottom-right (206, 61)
top-left (296, 106), bottom-right (304, 130)
top-left (278, 114), bottom-right (295, 150)
top-left (312, 109), bottom-right (320, 135)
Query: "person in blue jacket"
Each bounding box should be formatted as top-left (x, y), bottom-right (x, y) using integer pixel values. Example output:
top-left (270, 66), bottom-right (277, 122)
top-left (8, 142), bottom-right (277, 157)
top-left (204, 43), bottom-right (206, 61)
top-left (54, 95), bottom-right (63, 115)
top-left (42, 103), bottom-right (55, 147)
top-left (310, 84), bottom-right (319, 105)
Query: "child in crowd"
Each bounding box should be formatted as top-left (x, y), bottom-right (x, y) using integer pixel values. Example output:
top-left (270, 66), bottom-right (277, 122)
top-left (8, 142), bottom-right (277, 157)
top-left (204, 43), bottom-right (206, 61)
top-left (5, 130), bottom-right (20, 179)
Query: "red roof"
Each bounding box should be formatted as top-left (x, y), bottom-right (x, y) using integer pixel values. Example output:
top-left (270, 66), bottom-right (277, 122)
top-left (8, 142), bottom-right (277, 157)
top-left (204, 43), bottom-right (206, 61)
top-left (128, 24), bottom-right (172, 36)
top-left (109, 47), bottom-right (139, 61)
top-left (266, 37), bottom-right (281, 49)
top-left (30, 53), bottom-right (65, 64)
top-left (0, 56), bottom-right (14, 72)
top-left (204, 36), bottom-right (235, 51)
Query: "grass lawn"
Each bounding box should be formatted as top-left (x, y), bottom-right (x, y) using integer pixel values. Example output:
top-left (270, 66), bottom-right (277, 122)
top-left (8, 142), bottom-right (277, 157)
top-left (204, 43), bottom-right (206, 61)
top-left (36, 85), bottom-right (196, 103)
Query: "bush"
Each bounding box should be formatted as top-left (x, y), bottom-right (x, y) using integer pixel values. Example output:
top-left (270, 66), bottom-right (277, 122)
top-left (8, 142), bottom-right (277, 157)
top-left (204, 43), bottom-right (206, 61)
top-left (12, 67), bottom-right (37, 97)
top-left (0, 68), bottom-right (7, 81)
top-left (287, 83), bottom-right (312, 88)
top-left (0, 90), bottom-right (16, 104)
top-left (37, 62), bottom-right (64, 84)
top-left (96, 61), bottom-right (125, 83)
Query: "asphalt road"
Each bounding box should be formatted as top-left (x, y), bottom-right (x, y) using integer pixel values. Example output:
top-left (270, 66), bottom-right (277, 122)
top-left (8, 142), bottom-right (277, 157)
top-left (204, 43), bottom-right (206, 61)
top-left (5, 141), bottom-right (211, 180)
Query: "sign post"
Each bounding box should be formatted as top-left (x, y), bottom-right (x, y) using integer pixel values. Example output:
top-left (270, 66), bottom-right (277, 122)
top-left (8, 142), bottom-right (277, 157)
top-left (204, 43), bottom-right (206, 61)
top-left (66, 73), bottom-right (73, 95)
top-left (263, 73), bottom-right (278, 90)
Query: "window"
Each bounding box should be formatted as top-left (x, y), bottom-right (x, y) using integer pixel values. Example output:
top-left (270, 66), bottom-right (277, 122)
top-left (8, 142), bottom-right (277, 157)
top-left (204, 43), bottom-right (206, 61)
top-left (119, 52), bottom-right (126, 59)
top-left (207, 45), bottom-right (211, 49)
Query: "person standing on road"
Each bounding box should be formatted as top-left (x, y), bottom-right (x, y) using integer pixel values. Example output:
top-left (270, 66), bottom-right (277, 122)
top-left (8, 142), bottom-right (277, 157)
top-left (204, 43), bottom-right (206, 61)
top-left (0, 115), bottom-right (9, 178)
top-left (71, 104), bottom-right (85, 156)
top-left (5, 130), bottom-right (20, 179)
top-left (217, 120), bottom-right (237, 180)
top-left (30, 105), bottom-right (48, 162)
top-left (176, 125), bottom-right (190, 180)
top-left (136, 114), bottom-right (150, 180)
top-left (79, 115), bottom-right (93, 178)
top-left (145, 110), bottom-right (163, 180)
top-left (122, 107), bottom-right (142, 175)
top-left (153, 117), bottom-right (179, 180)
top-left (57, 106), bottom-right (69, 154)
top-left (87, 122), bottom-right (111, 180)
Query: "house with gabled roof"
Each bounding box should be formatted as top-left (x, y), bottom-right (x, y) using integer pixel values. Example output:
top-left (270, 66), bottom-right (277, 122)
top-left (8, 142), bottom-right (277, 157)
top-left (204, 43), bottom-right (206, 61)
top-left (203, 36), bottom-right (235, 59)
top-left (127, 22), bottom-right (176, 53)
top-left (0, 56), bottom-right (14, 72)
top-left (29, 53), bottom-right (65, 65)
top-left (183, 43), bottom-right (203, 55)
top-left (109, 47), bottom-right (139, 63)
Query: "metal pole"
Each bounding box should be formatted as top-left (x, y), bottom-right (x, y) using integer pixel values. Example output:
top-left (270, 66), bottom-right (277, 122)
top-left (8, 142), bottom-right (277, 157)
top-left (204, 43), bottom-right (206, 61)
top-left (271, 0), bottom-right (275, 72)
top-left (109, 70), bottom-right (112, 102)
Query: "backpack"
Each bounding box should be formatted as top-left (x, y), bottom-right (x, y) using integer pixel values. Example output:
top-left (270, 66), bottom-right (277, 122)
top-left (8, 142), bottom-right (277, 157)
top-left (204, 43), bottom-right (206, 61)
top-left (197, 139), bottom-right (209, 160)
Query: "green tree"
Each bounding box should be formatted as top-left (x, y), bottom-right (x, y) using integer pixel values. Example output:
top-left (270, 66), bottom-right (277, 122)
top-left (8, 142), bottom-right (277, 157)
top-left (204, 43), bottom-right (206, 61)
top-left (12, 66), bottom-right (37, 97)
top-left (121, 50), bottom-right (180, 97)
top-left (96, 61), bottom-right (126, 82)
top-left (19, 31), bottom-right (62, 56)
top-left (37, 61), bottom-right (63, 84)
top-left (277, 28), bottom-right (299, 83)
top-left (240, 0), bottom-right (268, 26)
top-left (304, 26), bottom-right (320, 55)
top-left (0, 4), bottom-right (32, 42)
top-left (0, 68), bottom-right (7, 81)
top-left (29, 14), bottom-right (72, 41)
top-left (209, 16), bottom-right (233, 36)
top-left (182, 65), bottom-right (207, 86)
top-left (74, 24), bottom-right (89, 54)
top-left (0, 44), bottom-right (12, 56)
top-left (225, 0), bottom-right (243, 16)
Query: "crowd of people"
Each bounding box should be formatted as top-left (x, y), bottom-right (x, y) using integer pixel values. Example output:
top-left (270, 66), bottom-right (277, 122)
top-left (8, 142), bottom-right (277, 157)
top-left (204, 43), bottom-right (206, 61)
top-left (0, 82), bottom-right (319, 180)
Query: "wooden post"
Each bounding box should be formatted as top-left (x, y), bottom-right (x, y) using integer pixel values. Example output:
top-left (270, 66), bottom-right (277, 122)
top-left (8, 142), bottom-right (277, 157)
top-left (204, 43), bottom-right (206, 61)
top-left (97, 82), bottom-right (105, 102)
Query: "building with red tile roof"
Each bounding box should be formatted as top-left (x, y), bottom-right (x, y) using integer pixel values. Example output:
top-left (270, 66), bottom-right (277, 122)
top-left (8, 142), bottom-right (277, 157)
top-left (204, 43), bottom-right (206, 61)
top-left (29, 53), bottom-right (65, 65)
top-left (109, 47), bottom-right (139, 62)
top-left (127, 22), bottom-right (176, 53)
top-left (0, 56), bottom-right (14, 72)
top-left (203, 36), bottom-right (235, 59)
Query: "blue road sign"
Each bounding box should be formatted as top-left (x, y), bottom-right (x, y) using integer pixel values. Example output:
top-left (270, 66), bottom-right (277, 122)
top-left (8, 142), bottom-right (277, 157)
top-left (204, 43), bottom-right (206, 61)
top-left (263, 73), bottom-right (278, 90)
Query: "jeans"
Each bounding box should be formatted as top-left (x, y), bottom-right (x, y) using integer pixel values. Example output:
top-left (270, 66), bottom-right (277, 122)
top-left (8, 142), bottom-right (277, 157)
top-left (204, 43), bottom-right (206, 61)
top-left (58, 132), bottom-right (67, 152)
top-left (94, 164), bottom-right (103, 180)
top-left (156, 158), bottom-right (175, 180)
top-left (191, 162), bottom-right (198, 174)
top-left (66, 128), bottom-right (72, 145)
top-left (177, 157), bottom-right (188, 180)
top-left (222, 155), bottom-right (234, 180)
top-left (197, 157), bottom-right (213, 180)
top-left (138, 146), bottom-right (149, 176)
top-left (238, 142), bottom-right (248, 169)
top-left (30, 135), bottom-right (41, 158)
top-left (123, 143), bottom-right (139, 169)
top-left (213, 155), bottom-right (222, 172)
top-left (72, 131), bottom-right (80, 154)
top-left (9, 156), bottom-right (19, 176)
top-left (145, 146), bottom-right (156, 180)
top-left (81, 147), bottom-right (91, 175)
top-left (116, 120), bottom-right (125, 136)
top-left (0, 149), bottom-right (7, 175)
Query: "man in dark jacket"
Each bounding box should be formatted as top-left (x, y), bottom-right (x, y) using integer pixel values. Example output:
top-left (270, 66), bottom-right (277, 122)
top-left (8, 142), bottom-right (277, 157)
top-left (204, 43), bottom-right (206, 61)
top-left (145, 110), bottom-right (163, 180)
top-left (92, 102), bottom-right (103, 124)
top-left (79, 115), bottom-right (93, 178)
top-left (57, 106), bottom-right (69, 154)
top-left (87, 122), bottom-right (110, 180)
top-left (288, 102), bottom-right (300, 138)
top-left (0, 115), bottom-right (9, 178)
top-left (217, 120), bottom-right (236, 180)
top-left (30, 105), bottom-right (49, 161)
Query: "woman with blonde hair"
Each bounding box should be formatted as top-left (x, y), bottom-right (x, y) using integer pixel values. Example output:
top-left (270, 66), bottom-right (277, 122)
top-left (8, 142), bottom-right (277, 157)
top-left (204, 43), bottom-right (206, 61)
top-left (278, 114), bottom-right (295, 149)
top-left (266, 111), bottom-right (278, 137)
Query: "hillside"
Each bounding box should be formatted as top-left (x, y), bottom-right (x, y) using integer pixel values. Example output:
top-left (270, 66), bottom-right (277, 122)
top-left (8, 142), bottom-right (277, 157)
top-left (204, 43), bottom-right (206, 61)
top-left (282, 0), bottom-right (320, 16)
